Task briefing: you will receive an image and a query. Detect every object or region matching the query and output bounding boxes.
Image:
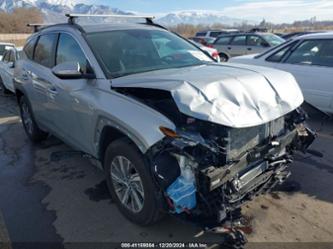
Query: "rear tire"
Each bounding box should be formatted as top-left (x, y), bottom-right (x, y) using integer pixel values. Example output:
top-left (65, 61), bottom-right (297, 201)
top-left (18, 95), bottom-right (48, 142)
top-left (104, 138), bottom-right (163, 225)
top-left (219, 53), bottom-right (229, 62)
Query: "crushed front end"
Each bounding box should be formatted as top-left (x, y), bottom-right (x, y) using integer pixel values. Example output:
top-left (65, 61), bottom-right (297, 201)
top-left (148, 108), bottom-right (315, 228)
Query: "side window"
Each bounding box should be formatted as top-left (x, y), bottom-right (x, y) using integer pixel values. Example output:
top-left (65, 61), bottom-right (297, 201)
top-left (247, 35), bottom-right (265, 46)
top-left (2, 51), bottom-right (9, 62)
top-left (9, 51), bottom-right (15, 62)
top-left (266, 42), bottom-right (297, 62)
top-left (210, 32), bottom-right (222, 38)
top-left (34, 34), bottom-right (57, 68)
top-left (23, 36), bottom-right (38, 60)
top-left (231, 36), bottom-right (246, 46)
top-left (286, 39), bottom-right (333, 67)
top-left (0, 45), bottom-right (6, 57)
top-left (56, 33), bottom-right (88, 73)
top-left (215, 36), bottom-right (231, 45)
top-left (196, 32), bottom-right (207, 37)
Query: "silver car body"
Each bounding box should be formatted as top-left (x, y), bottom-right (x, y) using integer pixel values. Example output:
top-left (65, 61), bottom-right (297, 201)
top-left (14, 24), bottom-right (304, 156)
top-left (13, 21), bottom-right (317, 229)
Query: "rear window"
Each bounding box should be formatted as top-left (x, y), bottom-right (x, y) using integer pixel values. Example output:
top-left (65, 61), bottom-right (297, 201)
top-left (210, 31), bottom-right (223, 38)
top-left (196, 32), bottom-right (207, 37)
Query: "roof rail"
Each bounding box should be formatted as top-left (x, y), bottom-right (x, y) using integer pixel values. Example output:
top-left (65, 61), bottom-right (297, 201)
top-left (65, 13), bottom-right (155, 25)
top-left (27, 23), bottom-right (55, 32)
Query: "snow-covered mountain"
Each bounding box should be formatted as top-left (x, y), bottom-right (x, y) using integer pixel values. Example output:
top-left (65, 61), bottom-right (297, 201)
top-left (156, 10), bottom-right (251, 26)
top-left (0, 0), bottom-right (254, 26)
top-left (0, 0), bottom-right (131, 22)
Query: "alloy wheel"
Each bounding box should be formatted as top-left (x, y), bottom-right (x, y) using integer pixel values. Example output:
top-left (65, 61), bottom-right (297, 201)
top-left (110, 155), bottom-right (145, 213)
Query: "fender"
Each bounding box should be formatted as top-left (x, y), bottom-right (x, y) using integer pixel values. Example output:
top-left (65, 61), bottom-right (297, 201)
top-left (92, 89), bottom-right (176, 156)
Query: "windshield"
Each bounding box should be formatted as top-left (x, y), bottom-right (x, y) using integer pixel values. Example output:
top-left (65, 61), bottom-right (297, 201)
top-left (86, 29), bottom-right (213, 78)
top-left (262, 34), bottom-right (285, 46)
top-left (254, 39), bottom-right (293, 59)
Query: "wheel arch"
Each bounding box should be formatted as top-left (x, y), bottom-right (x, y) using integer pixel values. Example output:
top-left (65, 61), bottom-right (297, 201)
top-left (95, 118), bottom-right (158, 165)
top-left (219, 52), bottom-right (230, 61)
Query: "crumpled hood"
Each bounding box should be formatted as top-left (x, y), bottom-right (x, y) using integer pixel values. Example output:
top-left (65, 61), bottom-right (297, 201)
top-left (112, 63), bottom-right (304, 128)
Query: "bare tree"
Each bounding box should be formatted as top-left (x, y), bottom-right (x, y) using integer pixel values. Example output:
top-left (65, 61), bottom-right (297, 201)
top-left (0, 8), bottom-right (43, 33)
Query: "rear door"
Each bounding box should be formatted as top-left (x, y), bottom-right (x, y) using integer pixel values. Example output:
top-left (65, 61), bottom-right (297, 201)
top-left (28, 33), bottom-right (58, 127)
top-left (213, 36), bottom-right (232, 56)
top-left (228, 35), bottom-right (247, 57)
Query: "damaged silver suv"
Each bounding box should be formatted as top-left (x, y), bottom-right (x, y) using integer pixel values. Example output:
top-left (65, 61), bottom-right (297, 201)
top-left (14, 15), bottom-right (315, 229)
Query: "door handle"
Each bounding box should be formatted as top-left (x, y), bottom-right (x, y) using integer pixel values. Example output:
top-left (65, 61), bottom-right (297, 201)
top-left (227, 47), bottom-right (232, 50)
top-left (247, 47), bottom-right (252, 51)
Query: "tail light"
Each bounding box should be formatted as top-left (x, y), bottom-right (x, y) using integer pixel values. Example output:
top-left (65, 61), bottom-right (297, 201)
top-left (212, 51), bottom-right (219, 58)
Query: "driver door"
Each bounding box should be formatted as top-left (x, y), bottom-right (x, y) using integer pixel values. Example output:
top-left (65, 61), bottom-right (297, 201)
top-left (48, 33), bottom-right (95, 153)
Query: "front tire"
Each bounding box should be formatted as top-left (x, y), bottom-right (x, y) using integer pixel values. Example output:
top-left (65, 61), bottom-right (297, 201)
top-left (104, 138), bottom-right (163, 225)
top-left (18, 95), bottom-right (48, 142)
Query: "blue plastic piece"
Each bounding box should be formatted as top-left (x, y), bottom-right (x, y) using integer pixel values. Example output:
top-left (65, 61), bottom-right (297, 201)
top-left (166, 176), bottom-right (197, 214)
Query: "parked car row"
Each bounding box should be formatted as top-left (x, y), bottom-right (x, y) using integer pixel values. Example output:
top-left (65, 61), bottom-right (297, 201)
top-left (213, 32), bottom-right (285, 61)
top-left (193, 29), bottom-right (285, 61)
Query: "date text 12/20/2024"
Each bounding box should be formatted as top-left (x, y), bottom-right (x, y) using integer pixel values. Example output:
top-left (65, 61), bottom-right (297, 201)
top-left (121, 242), bottom-right (208, 248)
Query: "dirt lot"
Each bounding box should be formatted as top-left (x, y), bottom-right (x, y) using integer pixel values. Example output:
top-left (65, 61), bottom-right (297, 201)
top-left (0, 92), bottom-right (333, 248)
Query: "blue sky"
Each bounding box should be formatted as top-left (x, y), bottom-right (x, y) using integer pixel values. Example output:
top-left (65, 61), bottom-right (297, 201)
top-left (81, 0), bottom-right (333, 23)
top-left (92, 0), bottom-right (238, 13)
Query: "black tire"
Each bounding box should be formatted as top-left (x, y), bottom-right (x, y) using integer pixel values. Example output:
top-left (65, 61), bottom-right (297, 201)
top-left (219, 53), bottom-right (229, 62)
top-left (104, 138), bottom-right (163, 225)
top-left (0, 77), bottom-right (11, 95)
top-left (18, 95), bottom-right (48, 142)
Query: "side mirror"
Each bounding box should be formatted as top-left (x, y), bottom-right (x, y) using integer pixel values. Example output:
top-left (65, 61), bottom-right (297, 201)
top-left (8, 61), bottom-right (15, 68)
top-left (52, 62), bottom-right (95, 80)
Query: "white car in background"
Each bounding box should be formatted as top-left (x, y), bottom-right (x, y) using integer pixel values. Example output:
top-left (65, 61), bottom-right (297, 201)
top-left (230, 32), bottom-right (333, 113)
top-left (0, 47), bottom-right (22, 94)
top-left (0, 42), bottom-right (15, 60)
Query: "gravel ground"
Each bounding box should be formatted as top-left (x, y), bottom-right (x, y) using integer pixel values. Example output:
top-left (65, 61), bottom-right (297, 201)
top-left (0, 93), bottom-right (333, 249)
